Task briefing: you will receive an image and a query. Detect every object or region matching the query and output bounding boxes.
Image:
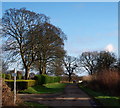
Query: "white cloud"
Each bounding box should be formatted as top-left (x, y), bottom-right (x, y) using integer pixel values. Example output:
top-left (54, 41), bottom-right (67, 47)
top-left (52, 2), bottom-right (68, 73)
top-left (105, 44), bottom-right (115, 52)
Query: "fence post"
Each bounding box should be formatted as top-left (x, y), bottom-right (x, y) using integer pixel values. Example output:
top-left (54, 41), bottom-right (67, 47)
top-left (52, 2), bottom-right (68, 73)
top-left (14, 68), bottom-right (16, 105)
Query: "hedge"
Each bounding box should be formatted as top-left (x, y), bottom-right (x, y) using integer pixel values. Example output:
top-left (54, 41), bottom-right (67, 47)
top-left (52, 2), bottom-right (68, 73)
top-left (2, 73), bottom-right (6, 79)
top-left (5, 74), bottom-right (11, 80)
top-left (5, 80), bottom-right (37, 91)
top-left (34, 74), bottom-right (61, 85)
top-left (17, 74), bottom-right (22, 80)
top-left (54, 76), bottom-right (61, 82)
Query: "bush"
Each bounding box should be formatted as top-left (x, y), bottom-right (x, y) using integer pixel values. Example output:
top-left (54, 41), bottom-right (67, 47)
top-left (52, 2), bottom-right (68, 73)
top-left (44, 75), bottom-right (54, 84)
top-left (87, 69), bottom-right (120, 95)
top-left (5, 80), bottom-right (37, 91)
top-left (34, 74), bottom-right (61, 85)
top-left (5, 74), bottom-right (11, 79)
top-left (2, 79), bottom-right (23, 106)
top-left (96, 70), bottom-right (120, 93)
top-left (17, 74), bottom-right (22, 80)
top-left (53, 76), bottom-right (61, 83)
top-left (2, 73), bottom-right (6, 79)
top-left (34, 75), bottom-right (43, 85)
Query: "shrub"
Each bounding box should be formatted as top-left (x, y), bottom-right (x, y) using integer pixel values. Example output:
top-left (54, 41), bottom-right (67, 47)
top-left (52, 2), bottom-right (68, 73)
top-left (34, 74), bottom-right (61, 85)
top-left (96, 70), bottom-right (120, 93)
top-left (5, 74), bottom-right (11, 80)
top-left (2, 79), bottom-right (23, 106)
top-left (82, 75), bottom-right (93, 83)
top-left (2, 73), bottom-right (6, 79)
top-left (5, 80), bottom-right (37, 91)
top-left (44, 74), bottom-right (54, 84)
top-left (17, 74), bottom-right (22, 80)
top-left (34, 75), bottom-right (43, 85)
top-left (54, 76), bottom-right (61, 83)
top-left (22, 76), bottom-right (25, 79)
top-left (86, 69), bottom-right (120, 95)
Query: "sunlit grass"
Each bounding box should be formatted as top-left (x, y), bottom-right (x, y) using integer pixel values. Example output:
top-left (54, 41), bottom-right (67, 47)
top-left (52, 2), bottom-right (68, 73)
top-left (95, 96), bottom-right (120, 99)
top-left (79, 84), bottom-right (120, 106)
top-left (19, 83), bottom-right (67, 94)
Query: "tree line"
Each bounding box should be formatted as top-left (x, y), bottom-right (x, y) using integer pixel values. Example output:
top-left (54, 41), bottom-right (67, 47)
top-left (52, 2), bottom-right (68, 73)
top-left (2, 8), bottom-right (66, 79)
top-left (64, 51), bottom-right (120, 82)
top-left (2, 8), bottom-right (119, 81)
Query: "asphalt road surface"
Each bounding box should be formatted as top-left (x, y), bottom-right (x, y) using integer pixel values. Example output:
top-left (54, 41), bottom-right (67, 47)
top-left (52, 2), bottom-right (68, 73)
top-left (18, 83), bottom-right (96, 108)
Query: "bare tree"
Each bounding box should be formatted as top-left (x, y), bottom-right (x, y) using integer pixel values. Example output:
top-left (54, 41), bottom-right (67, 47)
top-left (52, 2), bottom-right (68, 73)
top-left (79, 51), bottom-right (98, 75)
top-left (47, 57), bottom-right (64, 76)
top-left (29, 23), bottom-right (66, 75)
top-left (117, 58), bottom-right (120, 70)
top-left (0, 19), bottom-right (2, 36)
top-left (95, 51), bottom-right (116, 72)
top-left (53, 59), bottom-right (64, 76)
top-left (63, 55), bottom-right (78, 82)
top-left (0, 19), bottom-right (2, 75)
top-left (2, 8), bottom-right (48, 79)
top-left (2, 60), bottom-right (9, 73)
top-left (79, 51), bottom-right (116, 75)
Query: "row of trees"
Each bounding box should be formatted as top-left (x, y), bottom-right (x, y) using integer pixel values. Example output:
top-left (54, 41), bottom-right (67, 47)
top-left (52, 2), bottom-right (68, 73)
top-left (2, 8), bottom-right (119, 81)
top-left (2, 8), bottom-right (66, 79)
top-left (79, 51), bottom-right (116, 75)
top-left (64, 51), bottom-right (119, 82)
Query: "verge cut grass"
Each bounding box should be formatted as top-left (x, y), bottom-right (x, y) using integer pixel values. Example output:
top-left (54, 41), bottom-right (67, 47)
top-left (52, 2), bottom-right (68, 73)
top-left (19, 83), bottom-right (66, 94)
top-left (79, 84), bottom-right (120, 107)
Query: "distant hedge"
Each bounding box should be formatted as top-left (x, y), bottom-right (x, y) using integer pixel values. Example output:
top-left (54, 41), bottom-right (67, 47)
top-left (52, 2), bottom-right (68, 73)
top-left (16, 74), bottom-right (22, 80)
top-left (34, 74), bottom-right (61, 85)
top-left (5, 74), bottom-right (11, 80)
top-left (5, 80), bottom-right (36, 91)
top-left (2, 73), bottom-right (6, 79)
top-left (2, 73), bottom-right (23, 80)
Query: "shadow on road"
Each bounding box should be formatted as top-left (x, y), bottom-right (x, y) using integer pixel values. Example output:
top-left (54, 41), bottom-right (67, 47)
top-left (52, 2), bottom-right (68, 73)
top-left (18, 83), bottom-right (95, 107)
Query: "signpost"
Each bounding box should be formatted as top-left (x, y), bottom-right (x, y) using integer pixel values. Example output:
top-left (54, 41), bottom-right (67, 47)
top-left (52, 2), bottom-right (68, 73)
top-left (12, 69), bottom-right (17, 105)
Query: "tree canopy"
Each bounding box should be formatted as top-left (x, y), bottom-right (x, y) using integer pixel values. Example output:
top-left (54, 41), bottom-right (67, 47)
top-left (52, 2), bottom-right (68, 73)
top-left (2, 8), bottom-right (66, 79)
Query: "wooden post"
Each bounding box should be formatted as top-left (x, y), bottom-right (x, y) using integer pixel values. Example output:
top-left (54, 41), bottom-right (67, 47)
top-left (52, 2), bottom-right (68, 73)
top-left (14, 68), bottom-right (16, 105)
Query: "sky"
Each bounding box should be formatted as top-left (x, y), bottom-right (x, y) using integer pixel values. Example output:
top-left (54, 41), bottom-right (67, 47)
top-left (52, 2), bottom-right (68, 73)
top-left (2, 2), bottom-right (118, 57)
top-left (1, 0), bottom-right (119, 2)
top-left (1, 2), bottom-right (118, 76)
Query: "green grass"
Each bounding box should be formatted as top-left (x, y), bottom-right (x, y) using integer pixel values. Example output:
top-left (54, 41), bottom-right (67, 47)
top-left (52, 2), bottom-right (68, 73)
top-left (79, 84), bottom-right (120, 107)
top-left (19, 83), bottom-right (67, 94)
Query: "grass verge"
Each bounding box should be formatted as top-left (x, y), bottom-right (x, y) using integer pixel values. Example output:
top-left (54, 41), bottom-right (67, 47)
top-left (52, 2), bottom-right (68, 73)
top-left (78, 84), bottom-right (120, 107)
top-left (19, 83), bottom-right (66, 94)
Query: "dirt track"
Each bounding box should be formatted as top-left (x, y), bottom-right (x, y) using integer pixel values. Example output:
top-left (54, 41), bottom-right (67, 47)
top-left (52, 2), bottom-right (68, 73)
top-left (18, 83), bottom-right (96, 107)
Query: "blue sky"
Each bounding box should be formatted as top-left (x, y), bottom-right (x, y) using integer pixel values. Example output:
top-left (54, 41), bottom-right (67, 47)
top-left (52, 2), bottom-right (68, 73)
top-left (1, 0), bottom-right (119, 2)
top-left (2, 2), bottom-right (118, 57)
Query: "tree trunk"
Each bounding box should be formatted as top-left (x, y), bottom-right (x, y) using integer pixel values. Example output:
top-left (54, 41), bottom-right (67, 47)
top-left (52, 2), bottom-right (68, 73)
top-left (39, 67), bottom-right (42, 75)
top-left (68, 74), bottom-right (71, 82)
top-left (39, 60), bottom-right (42, 75)
top-left (42, 64), bottom-right (46, 74)
top-left (25, 67), bottom-right (30, 80)
top-left (42, 60), bottom-right (46, 74)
